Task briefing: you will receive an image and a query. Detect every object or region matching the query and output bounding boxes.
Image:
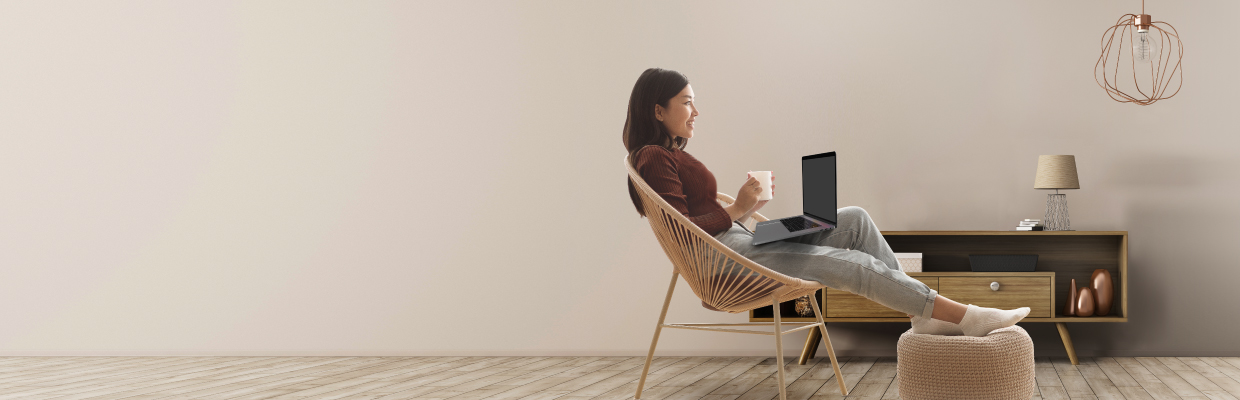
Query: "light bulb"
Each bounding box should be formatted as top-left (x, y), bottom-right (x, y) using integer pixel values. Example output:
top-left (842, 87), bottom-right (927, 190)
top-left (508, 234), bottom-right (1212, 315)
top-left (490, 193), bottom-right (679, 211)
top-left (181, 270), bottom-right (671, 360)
top-left (1133, 29), bottom-right (1160, 63)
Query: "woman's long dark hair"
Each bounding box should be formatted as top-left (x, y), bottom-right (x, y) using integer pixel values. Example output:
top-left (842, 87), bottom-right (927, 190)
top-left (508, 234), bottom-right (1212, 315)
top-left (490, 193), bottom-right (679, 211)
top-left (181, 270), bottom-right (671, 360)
top-left (624, 68), bottom-right (690, 217)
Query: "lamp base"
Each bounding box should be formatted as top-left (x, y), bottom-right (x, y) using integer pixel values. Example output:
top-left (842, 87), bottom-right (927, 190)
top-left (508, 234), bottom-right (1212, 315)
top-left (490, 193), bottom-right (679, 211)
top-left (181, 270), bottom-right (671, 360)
top-left (1044, 193), bottom-right (1071, 231)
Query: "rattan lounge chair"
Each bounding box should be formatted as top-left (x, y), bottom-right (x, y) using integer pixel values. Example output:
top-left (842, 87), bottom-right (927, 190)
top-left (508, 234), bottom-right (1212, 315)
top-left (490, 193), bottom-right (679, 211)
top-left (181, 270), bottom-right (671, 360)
top-left (625, 155), bottom-right (848, 399)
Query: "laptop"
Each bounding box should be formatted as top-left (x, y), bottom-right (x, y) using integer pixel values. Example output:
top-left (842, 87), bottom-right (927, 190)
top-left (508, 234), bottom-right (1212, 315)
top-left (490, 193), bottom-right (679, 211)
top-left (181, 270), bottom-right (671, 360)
top-left (752, 151), bottom-right (837, 245)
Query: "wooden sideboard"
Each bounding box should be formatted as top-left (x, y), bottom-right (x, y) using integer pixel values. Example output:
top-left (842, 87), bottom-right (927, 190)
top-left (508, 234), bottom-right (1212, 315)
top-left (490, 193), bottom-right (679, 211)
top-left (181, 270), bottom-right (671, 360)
top-left (749, 231), bottom-right (1128, 365)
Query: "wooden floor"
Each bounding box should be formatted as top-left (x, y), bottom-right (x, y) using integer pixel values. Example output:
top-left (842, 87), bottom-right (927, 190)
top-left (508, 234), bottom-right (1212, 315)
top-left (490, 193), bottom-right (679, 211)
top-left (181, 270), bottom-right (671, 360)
top-left (0, 356), bottom-right (1238, 400)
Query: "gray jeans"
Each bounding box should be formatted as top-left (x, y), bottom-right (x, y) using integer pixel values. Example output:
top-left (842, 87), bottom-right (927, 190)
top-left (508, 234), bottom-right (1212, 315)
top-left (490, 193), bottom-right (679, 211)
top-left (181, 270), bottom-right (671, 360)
top-left (713, 206), bottom-right (937, 318)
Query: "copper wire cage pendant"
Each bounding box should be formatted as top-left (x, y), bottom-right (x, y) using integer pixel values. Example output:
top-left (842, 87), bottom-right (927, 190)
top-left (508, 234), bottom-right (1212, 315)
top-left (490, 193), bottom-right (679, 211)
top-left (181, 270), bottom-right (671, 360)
top-left (1094, 0), bottom-right (1183, 105)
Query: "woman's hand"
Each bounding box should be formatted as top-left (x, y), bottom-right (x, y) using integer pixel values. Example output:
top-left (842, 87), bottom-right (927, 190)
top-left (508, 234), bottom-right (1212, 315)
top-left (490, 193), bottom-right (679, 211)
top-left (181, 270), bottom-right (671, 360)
top-left (733, 174), bottom-right (774, 222)
top-left (750, 199), bottom-right (769, 214)
top-left (734, 175), bottom-right (761, 212)
top-left (726, 174), bottom-right (775, 222)
top-left (724, 176), bottom-right (761, 221)
top-left (749, 175), bottom-right (774, 214)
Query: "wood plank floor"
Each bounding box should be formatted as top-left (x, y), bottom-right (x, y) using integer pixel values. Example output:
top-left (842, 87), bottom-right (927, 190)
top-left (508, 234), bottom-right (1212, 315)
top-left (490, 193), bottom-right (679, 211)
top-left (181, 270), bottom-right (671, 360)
top-left (0, 356), bottom-right (1237, 400)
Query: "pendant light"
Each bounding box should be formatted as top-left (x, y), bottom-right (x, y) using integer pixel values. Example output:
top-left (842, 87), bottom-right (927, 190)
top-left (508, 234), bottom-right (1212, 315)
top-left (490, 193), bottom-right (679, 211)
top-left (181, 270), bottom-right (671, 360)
top-left (1095, 0), bottom-right (1183, 105)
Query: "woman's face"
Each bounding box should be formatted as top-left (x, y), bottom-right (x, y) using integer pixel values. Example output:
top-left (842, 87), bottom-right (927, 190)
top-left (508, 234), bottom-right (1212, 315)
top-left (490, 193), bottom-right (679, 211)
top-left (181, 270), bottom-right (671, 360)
top-left (655, 84), bottom-right (697, 140)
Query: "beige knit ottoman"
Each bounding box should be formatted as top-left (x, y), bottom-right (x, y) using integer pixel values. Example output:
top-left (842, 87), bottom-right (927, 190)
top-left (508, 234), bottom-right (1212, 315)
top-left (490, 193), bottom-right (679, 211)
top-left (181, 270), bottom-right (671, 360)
top-left (896, 326), bottom-right (1036, 400)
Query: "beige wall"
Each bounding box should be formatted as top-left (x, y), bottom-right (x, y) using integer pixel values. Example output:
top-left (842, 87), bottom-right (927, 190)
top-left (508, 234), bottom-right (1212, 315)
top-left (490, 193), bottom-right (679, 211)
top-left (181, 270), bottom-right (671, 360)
top-left (2, 1), bottom-right (1237, 356)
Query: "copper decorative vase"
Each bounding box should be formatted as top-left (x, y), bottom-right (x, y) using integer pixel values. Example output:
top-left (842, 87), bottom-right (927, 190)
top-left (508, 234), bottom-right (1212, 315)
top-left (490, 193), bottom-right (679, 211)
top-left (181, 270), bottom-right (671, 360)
top-left (794, 295), bottom-right (814, 317)
top-left (1063, 279), bottom-right (1077, 316)
top-left (1076, 287), bottom-right (1096, 317)
top-left (1091, 269), bottom-right (1113, 316)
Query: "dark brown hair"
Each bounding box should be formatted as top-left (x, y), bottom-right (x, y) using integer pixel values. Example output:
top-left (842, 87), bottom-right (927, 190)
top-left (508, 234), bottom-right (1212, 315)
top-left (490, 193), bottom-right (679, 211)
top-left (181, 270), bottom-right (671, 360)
top-left (624, 68), bottom-right (690, 217)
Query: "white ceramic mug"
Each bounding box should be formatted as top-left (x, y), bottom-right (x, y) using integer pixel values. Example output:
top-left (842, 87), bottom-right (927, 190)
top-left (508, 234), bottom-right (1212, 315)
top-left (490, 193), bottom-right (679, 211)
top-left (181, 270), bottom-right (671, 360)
top-left (748, 171), bottom-right (773, 200)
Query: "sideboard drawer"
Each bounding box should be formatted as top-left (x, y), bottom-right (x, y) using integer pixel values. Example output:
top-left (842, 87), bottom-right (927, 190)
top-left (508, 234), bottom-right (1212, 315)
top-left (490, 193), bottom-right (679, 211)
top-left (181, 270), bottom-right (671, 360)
top-left (938, 276), bottom-right (1052, 318)
top-left (825, 277), bottom-right (939, 318)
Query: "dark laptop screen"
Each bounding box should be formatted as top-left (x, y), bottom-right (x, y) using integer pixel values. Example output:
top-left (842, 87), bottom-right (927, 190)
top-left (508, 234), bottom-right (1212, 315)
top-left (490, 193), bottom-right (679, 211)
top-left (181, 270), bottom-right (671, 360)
top-left (802, 152), bottom-right (836, 224)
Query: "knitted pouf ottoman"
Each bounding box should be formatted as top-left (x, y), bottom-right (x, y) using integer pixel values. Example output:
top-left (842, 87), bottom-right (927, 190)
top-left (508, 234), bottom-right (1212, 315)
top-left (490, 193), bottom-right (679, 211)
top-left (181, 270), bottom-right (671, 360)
top-left (897, 326), bottom-right (1036, 400)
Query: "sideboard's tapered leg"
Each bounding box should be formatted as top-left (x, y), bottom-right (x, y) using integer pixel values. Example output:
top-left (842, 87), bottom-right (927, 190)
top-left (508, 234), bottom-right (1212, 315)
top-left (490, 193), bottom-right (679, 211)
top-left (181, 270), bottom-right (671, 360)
top-left (809, 331), bottom-right (821, 360)
top-left (798, 329), bottom-right (821, 365)
top-left (1056, 322), bottom-right (1079, 365)
top-left (809, 332), bottom-right (821, 359)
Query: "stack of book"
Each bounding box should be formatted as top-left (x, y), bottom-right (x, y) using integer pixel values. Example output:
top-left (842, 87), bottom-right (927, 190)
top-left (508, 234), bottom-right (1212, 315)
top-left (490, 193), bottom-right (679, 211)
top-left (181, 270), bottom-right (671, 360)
top-left (1016, 219), bottom-right (1044, 231)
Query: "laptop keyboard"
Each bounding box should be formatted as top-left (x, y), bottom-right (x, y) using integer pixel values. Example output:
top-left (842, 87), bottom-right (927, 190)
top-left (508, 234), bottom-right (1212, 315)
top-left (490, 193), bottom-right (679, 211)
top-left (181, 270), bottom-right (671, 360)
top-left (780, 217), bottom-right (822, 232)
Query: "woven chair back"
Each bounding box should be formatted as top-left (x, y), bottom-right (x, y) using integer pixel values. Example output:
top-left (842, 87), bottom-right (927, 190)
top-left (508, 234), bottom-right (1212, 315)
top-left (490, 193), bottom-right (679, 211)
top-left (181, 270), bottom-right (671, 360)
top-left (625, 155), bottom-right (822, 313)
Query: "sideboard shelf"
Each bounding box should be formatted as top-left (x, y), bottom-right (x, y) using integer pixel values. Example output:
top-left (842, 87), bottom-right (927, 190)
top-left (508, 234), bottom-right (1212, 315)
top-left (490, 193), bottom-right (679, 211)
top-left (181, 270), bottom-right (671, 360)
top-left (749, 230), bottom-right (1128, 365)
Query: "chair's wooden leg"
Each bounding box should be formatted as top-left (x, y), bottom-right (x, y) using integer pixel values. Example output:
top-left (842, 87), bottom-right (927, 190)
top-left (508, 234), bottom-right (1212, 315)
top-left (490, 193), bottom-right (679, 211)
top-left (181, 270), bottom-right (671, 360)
top-left (773, 297), bottom-right (788, 400)
top-left (809, 295), bottom-right (847, 395)
top-left (636, 271), bottom-right (678, 399)
top-left (798, 329), bottom-right (821, 365)
top-left (1056, 322), bottom-right (1080, 365)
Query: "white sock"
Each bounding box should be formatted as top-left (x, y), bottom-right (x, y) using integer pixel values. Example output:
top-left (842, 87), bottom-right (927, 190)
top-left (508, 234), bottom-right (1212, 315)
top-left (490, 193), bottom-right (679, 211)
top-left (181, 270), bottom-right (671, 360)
top-left (910, 316), bottom-right (962, 335)
top-left (958, 304), bottom-right (1030, 337)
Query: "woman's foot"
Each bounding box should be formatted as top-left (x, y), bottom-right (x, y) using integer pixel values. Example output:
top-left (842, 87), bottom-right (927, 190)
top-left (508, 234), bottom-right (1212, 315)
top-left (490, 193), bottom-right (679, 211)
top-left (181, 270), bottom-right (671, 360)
top-left (958, 304), bottom-right (1030, 336)
top-left (910, 316), bottom-right (962, 335)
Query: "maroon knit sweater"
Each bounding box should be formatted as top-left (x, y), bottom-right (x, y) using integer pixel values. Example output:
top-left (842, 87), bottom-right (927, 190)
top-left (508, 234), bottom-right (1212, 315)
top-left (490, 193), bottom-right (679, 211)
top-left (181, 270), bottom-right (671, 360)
top-left (634, 145), bottom-right (732, 236)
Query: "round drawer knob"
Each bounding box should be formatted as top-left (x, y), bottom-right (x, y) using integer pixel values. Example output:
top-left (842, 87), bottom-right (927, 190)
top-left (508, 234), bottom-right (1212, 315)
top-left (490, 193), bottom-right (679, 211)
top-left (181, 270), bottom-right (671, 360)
top-left (990, 282), bottom-right (1001, 291)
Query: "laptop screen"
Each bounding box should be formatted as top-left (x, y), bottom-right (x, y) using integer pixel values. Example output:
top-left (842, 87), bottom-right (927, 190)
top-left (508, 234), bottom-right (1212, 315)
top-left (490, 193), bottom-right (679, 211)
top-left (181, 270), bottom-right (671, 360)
top-left (802, 152), bottom-right (836, 225)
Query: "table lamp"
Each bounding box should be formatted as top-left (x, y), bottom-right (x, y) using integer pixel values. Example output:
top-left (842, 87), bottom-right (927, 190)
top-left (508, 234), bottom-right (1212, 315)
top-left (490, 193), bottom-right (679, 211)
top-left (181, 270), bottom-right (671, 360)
top-left (1034, 155), bottom-right (1079, 231)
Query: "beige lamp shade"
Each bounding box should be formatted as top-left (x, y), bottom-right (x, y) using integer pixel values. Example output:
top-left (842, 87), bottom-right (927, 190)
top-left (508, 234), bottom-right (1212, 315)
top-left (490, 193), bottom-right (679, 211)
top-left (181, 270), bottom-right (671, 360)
top-left (1034, 155), bottom-right (1080, 190)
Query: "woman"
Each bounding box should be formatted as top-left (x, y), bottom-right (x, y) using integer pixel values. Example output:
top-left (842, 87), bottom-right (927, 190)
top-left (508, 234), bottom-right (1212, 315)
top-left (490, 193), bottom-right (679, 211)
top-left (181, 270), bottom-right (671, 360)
top-left (623, 68), bottom-right (1028, 337)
